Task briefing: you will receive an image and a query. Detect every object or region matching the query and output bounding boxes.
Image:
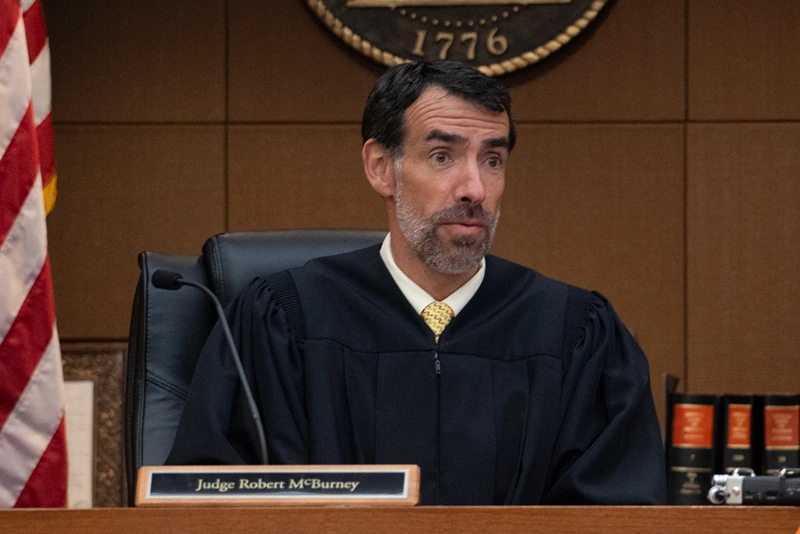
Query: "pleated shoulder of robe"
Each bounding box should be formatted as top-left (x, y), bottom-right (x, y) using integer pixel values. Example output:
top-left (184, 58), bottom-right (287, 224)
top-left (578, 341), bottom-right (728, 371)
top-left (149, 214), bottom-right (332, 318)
top-left (167, 245), bottom-right (667, 505)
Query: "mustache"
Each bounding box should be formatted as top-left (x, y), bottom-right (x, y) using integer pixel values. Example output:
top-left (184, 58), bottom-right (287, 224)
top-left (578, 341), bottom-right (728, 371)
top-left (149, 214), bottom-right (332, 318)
top-left (430, 204), bottom-right (495, 226)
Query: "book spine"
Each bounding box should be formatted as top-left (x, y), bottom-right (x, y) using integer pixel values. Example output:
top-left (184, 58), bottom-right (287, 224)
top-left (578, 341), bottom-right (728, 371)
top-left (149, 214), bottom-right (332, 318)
top-left (763, 394), bottom-right (800, 474)
top-left (721, 395), bottom-right (755, 473)
top-left (666, 393), bottom-right (719, 504)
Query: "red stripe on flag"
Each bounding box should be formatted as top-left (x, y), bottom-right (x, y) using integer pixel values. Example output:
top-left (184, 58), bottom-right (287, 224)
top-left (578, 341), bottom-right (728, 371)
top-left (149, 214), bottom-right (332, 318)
top-left (36, 112), bottom-right (55, 187)
top-left (21, 0), bottom-right (46, 62)
top-left (0, 0), bottom-right (66, 509)
top-left (13, 416), bottom-right (68, 508)
top-left (0, 106), bottom-right (38, 244)
top-left (0, 256), bottom-right (55, 430)
top-left (0, 1), bottom-right (20, 53)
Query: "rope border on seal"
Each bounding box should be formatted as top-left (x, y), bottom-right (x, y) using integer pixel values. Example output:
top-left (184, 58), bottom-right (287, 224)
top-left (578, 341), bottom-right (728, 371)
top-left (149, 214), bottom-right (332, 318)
top-left (305, 0), bottom-right (609, 76)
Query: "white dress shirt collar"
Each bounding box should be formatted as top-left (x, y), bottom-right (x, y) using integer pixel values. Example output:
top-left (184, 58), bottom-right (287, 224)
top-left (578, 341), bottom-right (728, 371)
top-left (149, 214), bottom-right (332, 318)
top-left (379, 233), bottom-right (485, 316)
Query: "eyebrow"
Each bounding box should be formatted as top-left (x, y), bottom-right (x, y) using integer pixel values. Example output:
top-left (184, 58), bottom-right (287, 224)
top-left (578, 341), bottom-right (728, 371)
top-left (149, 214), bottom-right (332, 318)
top-left (424, 129), bottom-right (509, 151)
top-left (483, 137), bottom-right (510, 150)
top-left (425, 129), bottom-right (467, 145)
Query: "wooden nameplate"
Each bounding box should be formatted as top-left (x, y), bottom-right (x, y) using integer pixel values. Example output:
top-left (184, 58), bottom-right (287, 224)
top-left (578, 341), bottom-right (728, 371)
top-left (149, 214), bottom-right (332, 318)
top-left (136, 465), bottom-right (420, 506)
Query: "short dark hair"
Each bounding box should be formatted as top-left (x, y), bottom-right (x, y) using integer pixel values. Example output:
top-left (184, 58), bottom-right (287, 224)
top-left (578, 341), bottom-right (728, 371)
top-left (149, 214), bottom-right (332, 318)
top-left (361, 60), bottom-right (516, 157)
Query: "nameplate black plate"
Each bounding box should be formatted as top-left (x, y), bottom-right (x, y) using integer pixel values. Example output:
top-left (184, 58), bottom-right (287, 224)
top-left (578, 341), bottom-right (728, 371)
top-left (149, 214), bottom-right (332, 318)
top-left (136, 465), bottom-right (420, 506)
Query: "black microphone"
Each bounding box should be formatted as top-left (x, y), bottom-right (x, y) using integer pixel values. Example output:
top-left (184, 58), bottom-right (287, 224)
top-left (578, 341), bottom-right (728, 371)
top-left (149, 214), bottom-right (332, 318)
top-left (151, 269), bottom-right (183, 290)
top-left (151, 269), bottom-right (268, 466)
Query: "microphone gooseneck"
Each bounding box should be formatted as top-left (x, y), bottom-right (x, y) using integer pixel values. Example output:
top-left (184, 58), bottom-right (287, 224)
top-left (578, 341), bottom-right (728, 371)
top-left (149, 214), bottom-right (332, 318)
top-left (151, 269), bottom-right (269, 465)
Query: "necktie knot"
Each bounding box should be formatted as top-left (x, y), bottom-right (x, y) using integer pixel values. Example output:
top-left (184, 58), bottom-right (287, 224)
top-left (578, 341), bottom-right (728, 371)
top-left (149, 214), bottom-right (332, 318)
top-left (421, 301), bottom-right (454, 342)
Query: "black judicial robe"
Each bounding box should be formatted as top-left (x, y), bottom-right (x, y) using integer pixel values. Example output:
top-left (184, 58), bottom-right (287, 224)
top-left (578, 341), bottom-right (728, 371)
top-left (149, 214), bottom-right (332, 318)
top-left (167, 245), bottom-right (667, 505)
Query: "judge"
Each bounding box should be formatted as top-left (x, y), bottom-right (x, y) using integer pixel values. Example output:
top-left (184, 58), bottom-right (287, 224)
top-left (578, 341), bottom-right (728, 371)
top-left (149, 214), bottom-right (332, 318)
top-left (167, 60), bottom-right (667, 505)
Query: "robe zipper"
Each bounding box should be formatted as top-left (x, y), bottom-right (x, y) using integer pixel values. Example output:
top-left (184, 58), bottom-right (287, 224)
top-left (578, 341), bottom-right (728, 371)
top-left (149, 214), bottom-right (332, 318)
top-left (434, 340), bottom-right (441, 505)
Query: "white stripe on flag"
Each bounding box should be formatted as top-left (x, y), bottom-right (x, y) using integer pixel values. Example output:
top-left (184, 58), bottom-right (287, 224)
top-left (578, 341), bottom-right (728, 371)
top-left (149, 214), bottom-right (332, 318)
top-left (30, 41), bottom-right (51, 126)
top-left (21, 0), bottom-right (36, 13)
top-left (0, 17), bottom-right (32, 161)
top-left (0, 173), bottom-right (47, 347)
top-left (0, 327), bottom-right (63, 507)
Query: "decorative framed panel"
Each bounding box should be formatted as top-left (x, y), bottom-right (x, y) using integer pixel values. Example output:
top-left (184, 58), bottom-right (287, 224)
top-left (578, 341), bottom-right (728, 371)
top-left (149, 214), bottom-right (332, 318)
top-left (61, 342), bottom-right (126, 507)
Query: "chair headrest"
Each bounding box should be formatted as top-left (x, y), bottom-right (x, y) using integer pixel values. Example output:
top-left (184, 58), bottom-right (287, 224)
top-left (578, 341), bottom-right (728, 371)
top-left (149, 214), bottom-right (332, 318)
top-left (202, 229), bottom-right (387, 306)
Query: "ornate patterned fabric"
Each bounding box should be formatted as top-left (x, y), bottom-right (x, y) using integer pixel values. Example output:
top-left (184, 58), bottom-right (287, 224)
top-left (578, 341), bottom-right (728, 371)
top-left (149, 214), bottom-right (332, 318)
top-left (420, 301), bottom-right (454, 342)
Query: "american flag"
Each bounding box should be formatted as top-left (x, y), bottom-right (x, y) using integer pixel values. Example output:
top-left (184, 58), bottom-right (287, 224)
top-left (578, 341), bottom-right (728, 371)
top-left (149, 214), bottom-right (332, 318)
top-left (0, 0), bottom-right (67, 508)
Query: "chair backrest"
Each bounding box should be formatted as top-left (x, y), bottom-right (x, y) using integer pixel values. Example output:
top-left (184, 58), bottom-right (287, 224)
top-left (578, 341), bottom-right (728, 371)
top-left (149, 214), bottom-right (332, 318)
top-left (124, 229), bottom-right (386, 503)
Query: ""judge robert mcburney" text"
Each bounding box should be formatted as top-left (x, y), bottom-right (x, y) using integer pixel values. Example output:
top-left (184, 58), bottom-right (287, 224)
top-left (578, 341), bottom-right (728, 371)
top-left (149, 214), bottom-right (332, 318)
top-left (194, 478), bottom-right (361, 493)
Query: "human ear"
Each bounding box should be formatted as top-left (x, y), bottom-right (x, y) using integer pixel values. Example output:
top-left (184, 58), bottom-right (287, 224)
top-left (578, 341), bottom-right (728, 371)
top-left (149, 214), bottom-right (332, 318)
top-left (362, 139), bottom-right (395, 198)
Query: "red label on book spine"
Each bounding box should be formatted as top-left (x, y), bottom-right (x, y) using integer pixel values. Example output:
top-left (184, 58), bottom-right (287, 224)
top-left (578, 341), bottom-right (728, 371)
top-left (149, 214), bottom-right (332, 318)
top-left (727, 404), bottom-right (751, 447)
top-left (765, 405), bottom-right (800, 449)
top-left (672, 404), bottom-right (714, 448)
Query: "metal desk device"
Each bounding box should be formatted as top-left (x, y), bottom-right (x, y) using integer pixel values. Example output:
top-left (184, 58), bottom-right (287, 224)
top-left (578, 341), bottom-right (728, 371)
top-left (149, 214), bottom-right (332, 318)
top-left (708, 468), bottom-right (800, 505)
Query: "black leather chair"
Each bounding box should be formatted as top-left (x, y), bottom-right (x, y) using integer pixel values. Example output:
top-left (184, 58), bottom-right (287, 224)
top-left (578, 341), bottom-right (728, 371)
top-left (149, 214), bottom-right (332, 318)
top-left (124, 229), bottom-right (386, 504)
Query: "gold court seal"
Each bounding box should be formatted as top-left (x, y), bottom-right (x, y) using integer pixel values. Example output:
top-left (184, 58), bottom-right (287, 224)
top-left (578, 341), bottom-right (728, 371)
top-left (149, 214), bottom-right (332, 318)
top-left (304, 0), bottom-right (611, 76)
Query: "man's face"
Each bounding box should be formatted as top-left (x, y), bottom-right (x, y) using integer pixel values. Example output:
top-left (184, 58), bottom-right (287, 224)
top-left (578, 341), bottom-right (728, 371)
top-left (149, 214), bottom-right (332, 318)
top-left (391, 86), bottom-right (509, 274)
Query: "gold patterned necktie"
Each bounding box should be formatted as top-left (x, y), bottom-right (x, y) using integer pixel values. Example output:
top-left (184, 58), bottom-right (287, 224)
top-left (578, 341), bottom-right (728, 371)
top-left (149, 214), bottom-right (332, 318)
top-left (421, 301), bottom-right (454, 342)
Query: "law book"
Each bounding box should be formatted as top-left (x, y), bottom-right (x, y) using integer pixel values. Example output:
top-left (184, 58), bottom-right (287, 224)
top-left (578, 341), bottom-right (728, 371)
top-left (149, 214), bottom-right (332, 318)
top-left (720, 394), bottom-right (759, 473)
top-left (762, 394), bottom-right (800, 474)
top-left (666, 393), bottom-right (720, 504)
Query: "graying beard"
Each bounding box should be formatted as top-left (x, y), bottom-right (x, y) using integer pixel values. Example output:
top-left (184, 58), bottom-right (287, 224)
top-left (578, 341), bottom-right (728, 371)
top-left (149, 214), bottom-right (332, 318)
top-left (393, 158), bottom-right (498, 274)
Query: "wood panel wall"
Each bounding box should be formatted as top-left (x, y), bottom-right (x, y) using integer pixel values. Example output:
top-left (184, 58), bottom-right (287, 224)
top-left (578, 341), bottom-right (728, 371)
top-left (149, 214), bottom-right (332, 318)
top-left (43, 0), bottom-right (800, 428)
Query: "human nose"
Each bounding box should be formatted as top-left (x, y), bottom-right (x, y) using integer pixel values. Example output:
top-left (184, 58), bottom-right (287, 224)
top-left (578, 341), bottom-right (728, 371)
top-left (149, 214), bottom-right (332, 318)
top-left (455, 159), bottom-right (486, 205)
